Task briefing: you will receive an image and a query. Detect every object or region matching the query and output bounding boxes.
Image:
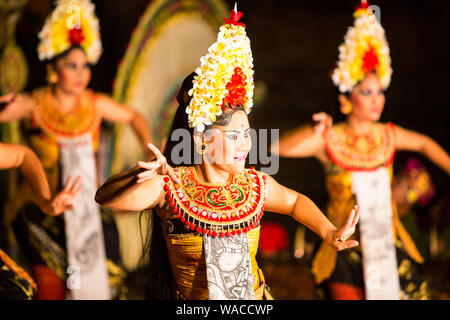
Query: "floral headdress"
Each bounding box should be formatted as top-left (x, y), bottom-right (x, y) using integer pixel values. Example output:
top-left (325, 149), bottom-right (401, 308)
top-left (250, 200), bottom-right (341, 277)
top-left (331, 0), bottom-right (392, 93)
top-left (37, 0), bottom-right (102, 64)
top-left (186, 4), bottom-right (254, 132)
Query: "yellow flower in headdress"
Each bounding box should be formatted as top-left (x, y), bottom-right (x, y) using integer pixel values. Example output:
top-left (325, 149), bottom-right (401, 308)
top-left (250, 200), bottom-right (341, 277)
top-left (332, 0), bottom-right (392, 93)
top-left (186, 5), bottom-right (254, 132)
top-left (37, 0), bottom-right (102, 64)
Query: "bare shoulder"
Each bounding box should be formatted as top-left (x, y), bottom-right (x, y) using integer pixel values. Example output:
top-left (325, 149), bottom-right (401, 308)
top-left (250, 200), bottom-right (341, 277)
top-left (254, 170), bottom-right (279, 193)
top-left (94, 92), bottom-right (112, 111)
top-left (390, 122), bottom-right (417, 139)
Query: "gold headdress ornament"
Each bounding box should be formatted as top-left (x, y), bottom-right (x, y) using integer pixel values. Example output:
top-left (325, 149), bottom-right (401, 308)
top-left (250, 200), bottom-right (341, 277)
top-left (37, 0), bottom-right (102, 64)
top-left (332, 0), bottom-right (392, 93)
top-left (186, 3), bottom-right (254, 133)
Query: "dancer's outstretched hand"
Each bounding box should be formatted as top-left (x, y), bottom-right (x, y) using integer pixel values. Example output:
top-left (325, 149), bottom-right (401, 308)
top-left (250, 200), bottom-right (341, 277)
top-left (312, 112), bottom-right (333, 135)
top-left (136, 143), bottom-right (181, 185)
top-left (43, 174), bottom-right (83, 216)
top-left (326, 205), bottom-right (360, 251)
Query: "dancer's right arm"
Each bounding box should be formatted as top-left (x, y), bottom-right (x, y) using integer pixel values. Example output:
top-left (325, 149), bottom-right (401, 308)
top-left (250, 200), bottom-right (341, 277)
top-left (0, 93), bottom-right (34, 122)
top-left (95, 143), bottom-right (180, 211)
top-left (0, 143), bottom-right (81, 216)
top-left (270, 112), bottom-right (331, 161)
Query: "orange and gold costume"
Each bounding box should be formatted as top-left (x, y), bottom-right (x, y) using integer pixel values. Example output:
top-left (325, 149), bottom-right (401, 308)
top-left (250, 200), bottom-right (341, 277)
top-left (159, 166), bottom-right (273, 300)
top-left (0, 249), bottom-right (37, 300)
top-left (163, 227), bottom-right (271, 300)
top-left (12, 87), bottom-right (126, 299)
top-left (311, 122), bottom-right (428, 299)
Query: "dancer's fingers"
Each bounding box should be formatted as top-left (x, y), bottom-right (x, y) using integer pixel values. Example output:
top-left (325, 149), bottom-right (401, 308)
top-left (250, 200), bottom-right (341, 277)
top-left (63, 174), bottom-right (74, 192)
top-left (71, 176), bottom-right (82, 193)
top-left (137, 161), bottom-right (157, 170)
top-left (337, 240), bottom-right (359, 251)
top-left (147, 143), bottom-right (165, 164)
top-left (137, 171), bottom-right (157, 183)
top-left (167, 166), bottom-right (181, 185)
top-left (137, 168), bottom-right (156, 180)
top-left (351, 205), bottom-right (360, 228)
top-left (343, 207), bottom-right (356, 231)
top-left (312, 112), bottom-right (326, 121)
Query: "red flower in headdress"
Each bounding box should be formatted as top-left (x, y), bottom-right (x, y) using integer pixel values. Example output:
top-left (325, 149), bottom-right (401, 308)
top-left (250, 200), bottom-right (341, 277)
top-left (355, 0), bottom-right (370, 11)
top-left (221, 67), bottom-right (248, 110)
top-left (223, 9), bottom-right (245, 27)
top-left (68, 27), bottom-right (85, 45)
top-left (362, 46), bottom-right (379, 73)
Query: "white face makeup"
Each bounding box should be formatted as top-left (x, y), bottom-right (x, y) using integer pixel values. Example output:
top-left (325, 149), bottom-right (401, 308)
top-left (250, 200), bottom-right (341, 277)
top-left (54, 47), bottom-right (91, 95)
top-left (201, 110), bottom-right (252, 174)
top-left (349, 72), bottom-right (386, 122)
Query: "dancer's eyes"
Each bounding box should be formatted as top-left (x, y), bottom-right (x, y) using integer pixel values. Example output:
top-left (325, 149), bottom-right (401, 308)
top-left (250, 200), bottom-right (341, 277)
top-left (64, 62), bottom-right (89, 70)
top-left (377, 89), bottom-right (385, 96)
top-left (360, 89), bottom-right (372, 96)
top-left (65, 62), bottom-right (77, 69)
top-left (223, 128), bottom-right (251, 141)
top-left (226, 134), bottom-right (238, 141)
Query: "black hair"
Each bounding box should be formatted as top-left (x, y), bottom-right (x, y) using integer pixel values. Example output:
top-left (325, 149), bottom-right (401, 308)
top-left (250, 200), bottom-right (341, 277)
top-left (138, 72), bottom-right (248, 300)
top-left (48, 45), bottom-right (90, 68)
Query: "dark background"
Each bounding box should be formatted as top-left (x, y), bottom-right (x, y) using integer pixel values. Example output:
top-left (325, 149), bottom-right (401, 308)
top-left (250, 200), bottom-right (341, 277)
top-left (10, 0), bottom-right (450, 298)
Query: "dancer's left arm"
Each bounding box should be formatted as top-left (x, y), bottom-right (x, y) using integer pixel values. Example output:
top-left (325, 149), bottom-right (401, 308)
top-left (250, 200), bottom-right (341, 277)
top-left (264, 174), bottom-right (359, 251)
top-left (96, 94), bottom-right (155, 159)
top-left (394, 125), bottom-right (450, 175)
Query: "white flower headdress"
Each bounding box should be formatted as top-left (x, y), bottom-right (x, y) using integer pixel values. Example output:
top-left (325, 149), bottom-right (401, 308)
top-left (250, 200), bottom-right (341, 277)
top-left (37, 0), bottom-right (102, 64)
top-left (331, 0), bottom-right (392, 93)
top-left (186, 4), bottom-right (254, 132)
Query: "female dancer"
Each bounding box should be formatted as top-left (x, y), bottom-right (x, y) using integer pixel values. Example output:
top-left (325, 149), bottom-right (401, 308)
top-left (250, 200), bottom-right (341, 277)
top-left (95, 7), bottom-right (360, 300)
top-left (0, 142), bottom-right (80, 299)
top-left (0, 0), bottom-right (152, 299)
top-left (272, 1), bottom-right (450, 300)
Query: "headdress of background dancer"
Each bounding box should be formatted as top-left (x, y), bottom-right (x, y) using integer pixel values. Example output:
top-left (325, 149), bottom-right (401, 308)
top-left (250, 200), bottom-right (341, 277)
top-left (37, 0), bottom-right (102, 65)
top-left (331, 0), bottom-right (392, 114)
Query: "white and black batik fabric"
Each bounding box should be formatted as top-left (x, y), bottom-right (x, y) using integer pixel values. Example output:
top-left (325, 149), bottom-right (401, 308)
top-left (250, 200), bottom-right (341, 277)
top-left (59, 134), bottom-right (110, 300)
top-left (351, 168), bottom-right (400, 300)
top-left (203, 233), bottom-right (255, 300)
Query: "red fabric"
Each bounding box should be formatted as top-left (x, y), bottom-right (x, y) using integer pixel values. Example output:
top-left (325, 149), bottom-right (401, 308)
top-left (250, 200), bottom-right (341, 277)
top-left (31, 265), bottom-right (66, 300)
top-left (327, 282), bottom-right (364, 300)
top-left (259, 222), bottom-right (288, 255)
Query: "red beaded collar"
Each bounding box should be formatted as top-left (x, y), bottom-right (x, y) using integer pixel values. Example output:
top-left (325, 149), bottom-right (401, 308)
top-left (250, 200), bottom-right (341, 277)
top-left (324, 122), bottom-right (395, 171)
top-left (163, 166), bottom-right (267, 238)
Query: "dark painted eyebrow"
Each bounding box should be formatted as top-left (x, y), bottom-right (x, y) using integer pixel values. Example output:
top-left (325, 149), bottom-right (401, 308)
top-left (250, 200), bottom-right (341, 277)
top-left (223, 127), bottom-right (251, 133)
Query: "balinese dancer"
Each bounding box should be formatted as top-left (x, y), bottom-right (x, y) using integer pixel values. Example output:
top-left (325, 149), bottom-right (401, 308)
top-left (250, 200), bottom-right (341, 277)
top-left (95, 6), bottom-right (360, 300)
top-left (273, 1), bottom-right (450, 300)
top-left (0, 142), bottom-right (80, 300)
top-left (0, 0), bottom-right (153, 299)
